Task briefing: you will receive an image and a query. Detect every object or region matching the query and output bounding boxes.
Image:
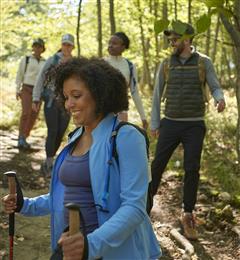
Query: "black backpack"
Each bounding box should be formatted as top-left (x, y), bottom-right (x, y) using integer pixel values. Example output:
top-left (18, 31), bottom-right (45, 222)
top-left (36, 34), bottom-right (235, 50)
top-left (68, 122), bottom-right (153, 215)
top-left (111, 122), bottom-right (153, 215)
top-left (24, 56), bottom-right (30, 73)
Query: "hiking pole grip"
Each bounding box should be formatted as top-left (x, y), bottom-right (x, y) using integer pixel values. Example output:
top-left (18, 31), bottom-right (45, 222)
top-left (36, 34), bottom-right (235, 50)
top-left (4, 171), bottom-right (17, 195)
top-left (65, 203), bottom-right (80, 236)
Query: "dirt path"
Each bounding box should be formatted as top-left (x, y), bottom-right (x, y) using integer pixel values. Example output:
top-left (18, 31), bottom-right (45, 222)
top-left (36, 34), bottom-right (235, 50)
top-left (0, 130), bottom-right (240, 260)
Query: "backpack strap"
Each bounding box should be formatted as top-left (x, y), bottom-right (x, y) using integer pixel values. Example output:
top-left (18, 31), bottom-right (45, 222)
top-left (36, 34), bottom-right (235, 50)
top-left (101, 116), bottom-right (118, 212)
top-left (125, 58), bottom-right (137, 94)
top-left (24, 56), bottom-right (30, 74)
top-left (198, 55), bottom-right (209, 102)
top-left (111, 121), bottom-right (149, 165)
top-left (52, 53), bottom-right (60, 66)
top-left (161, 58), bottom-right (170, 102)
top-left (110, 121), bottom-right (153, 215)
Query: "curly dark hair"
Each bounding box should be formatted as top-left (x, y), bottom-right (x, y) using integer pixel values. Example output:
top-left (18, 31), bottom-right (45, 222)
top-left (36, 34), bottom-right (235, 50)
top-left (113, 32), bottom-right (130, 49)
top-left (55, 57), bottom-right (129, 116)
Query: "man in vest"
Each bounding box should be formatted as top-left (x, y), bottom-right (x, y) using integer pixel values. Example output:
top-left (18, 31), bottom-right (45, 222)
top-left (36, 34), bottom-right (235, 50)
top-left (150, 22), bottom-right (225, 240)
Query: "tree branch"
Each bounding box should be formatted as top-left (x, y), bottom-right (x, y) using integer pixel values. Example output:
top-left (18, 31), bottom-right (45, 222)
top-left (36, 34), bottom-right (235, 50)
top-left (220, 13), bottom-right (240, 47)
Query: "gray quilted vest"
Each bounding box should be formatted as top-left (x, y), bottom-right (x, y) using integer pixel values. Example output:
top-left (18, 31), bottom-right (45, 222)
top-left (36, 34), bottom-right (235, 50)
top-left (163, 53), bottom-right (206, 118)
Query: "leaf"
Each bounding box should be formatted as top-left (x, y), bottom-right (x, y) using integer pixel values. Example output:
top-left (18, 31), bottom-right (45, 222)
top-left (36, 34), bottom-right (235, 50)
top-left (203, 0), bottom-right (224, 8)
top-left (172, 20), bottom-right (187, 35)
top-left (0, 222), bottom-right (9, 229)
top-left (17, 236), bottom-right (25, 242)
top-left (196, 14), bottom-right (211, 34)
top-left (0, 250), bottom-right (7, 257)
top-left (154, 19), bottom-right (169, 34)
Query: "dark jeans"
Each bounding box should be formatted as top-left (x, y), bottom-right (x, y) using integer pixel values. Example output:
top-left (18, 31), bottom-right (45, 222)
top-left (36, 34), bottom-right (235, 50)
top-left (151, 118), bottom-right (206, 212)
top-left (44, 100), bottom-right (71, 157)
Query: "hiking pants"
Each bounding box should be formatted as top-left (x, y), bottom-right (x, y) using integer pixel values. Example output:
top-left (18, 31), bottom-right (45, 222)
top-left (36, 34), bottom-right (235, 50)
top-left (44, 99), bottom-right (70, 158)
top-left (19, 84), bottom-right (40, 138)
top-left (151, 118), bottom-right (206, 212)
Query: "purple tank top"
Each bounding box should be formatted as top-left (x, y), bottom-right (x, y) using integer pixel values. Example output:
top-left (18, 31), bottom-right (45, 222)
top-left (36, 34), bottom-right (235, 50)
top-left (59, 151), bottom-right (98, 234)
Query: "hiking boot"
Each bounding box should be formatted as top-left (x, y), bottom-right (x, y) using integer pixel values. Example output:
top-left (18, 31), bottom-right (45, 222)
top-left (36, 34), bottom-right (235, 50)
top-left (18, 137), bottom-right (31, 150)
top-left (181, 212), bottom-right (198, 240)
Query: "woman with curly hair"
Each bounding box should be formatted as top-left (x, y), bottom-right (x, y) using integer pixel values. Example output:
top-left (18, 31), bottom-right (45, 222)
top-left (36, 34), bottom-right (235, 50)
top-left (2, 57), bottom-right (161, 259)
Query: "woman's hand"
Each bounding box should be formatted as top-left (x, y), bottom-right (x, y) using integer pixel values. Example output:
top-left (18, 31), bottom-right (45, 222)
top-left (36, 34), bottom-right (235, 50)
top-left (1, 194), bottom-right (17, 214)
top-left (58, 231), bottom-right (84, 260)
top-left (32, 102), bottom-right (41, 113)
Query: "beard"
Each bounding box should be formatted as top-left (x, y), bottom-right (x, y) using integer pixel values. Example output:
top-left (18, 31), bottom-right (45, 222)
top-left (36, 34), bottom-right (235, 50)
top-left (173, 42), bottom-right (185, 56)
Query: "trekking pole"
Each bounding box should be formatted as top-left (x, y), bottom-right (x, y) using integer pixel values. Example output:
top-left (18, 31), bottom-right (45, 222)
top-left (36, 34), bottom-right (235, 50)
top-left (4, 171), bottom-right (17, 260)
top-left (65, 203), bottom-right (80, 236)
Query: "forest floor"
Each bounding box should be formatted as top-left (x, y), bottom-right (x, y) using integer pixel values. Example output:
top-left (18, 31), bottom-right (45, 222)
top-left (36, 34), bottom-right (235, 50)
top-left (0, 129), bottom-right (240, 260)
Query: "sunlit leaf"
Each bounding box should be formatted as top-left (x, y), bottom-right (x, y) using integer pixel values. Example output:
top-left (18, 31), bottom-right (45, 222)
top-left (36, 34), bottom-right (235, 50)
top-left (172, 20), bottom-right (187, 35)
top-left (196, 14), bottom-right (211, 33)
top-left (154, 19), bottom-right (169, 34)
top-left (203, 0), bottom-right (224, 8)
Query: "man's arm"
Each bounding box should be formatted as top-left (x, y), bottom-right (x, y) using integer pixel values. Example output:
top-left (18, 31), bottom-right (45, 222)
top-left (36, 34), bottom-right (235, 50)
top-left (204, 57), bottom-right (226, 112)
top-left (130, 64), bottom-right (148, 129)
top-left (150, 62), bottom-right (165, 134)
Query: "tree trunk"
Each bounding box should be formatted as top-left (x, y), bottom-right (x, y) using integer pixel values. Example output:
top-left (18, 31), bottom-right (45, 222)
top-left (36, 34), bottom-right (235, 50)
top-left (97, 0), bottom-right (102, 57)
top-left (235, 48), bottom-right (240, 170)
top-left (205, 8), bottom-right (211, 56)
top-left (211, 15), bottom-right (220, 63)
top-left (109, 0), bottom-right (116, 35)
top-left (174, 0), bottom-right (177, 20)
top-left (76, 0), bottom-right (82, 57)
top-left (223, 47), bottom-right (233, 88)
top-left (162, 0), bottom-right (168, 50)
top-left (153, 0), bottom-right (160, 85)
top-left (136, 0), bottom-right (151, 89)
top-left (188, 0), bottom-right (192, 24)
top-left (220, 1), bottom-right (240, 169)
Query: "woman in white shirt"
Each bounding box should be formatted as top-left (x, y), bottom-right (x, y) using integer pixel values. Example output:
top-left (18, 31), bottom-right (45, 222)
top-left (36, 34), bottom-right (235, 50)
top-left (105, 32), bottom-right (148, 129)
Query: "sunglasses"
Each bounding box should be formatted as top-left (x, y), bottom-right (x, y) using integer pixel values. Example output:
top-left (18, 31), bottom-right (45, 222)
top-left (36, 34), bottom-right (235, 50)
top-left (167, 37), bottom-right (181, 44)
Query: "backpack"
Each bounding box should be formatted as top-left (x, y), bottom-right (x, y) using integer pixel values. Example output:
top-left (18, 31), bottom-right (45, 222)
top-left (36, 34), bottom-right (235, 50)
top-left (125, 58), bottom-right (137, 94)
top-left (43, 54), bottom-right (61, 89)
top-left (24, 56), bottom-right (30, 73)
top-left (162, 55), bottom-right (210, 102)
top-left (111, 121), bottom-right (153, 215)
top-left (68, 121), bottom-right (153, 215)
top-left (42, 54), bottom-right (61, 106)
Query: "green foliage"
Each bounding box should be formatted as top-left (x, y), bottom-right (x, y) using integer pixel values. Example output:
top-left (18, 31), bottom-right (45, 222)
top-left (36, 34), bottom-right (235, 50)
top-left (196, 14), bottom-right (211, 33)
top-left (203, 0), bottom-right (224, 8)
top-left (154, 19), bottom-right (170, 34)
top-left (202, 93), bottom-right (240, 198)
top-left (171, 20), bottom-right (187, 35)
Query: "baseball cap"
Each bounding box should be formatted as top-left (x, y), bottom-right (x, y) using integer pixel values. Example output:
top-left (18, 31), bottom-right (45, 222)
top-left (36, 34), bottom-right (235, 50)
top-left (61, 34), bottom-right (75, 46)
top-left (32, 38), bottom-right (45, 47)
top-left (164, 22), bottom-right (195, 37)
